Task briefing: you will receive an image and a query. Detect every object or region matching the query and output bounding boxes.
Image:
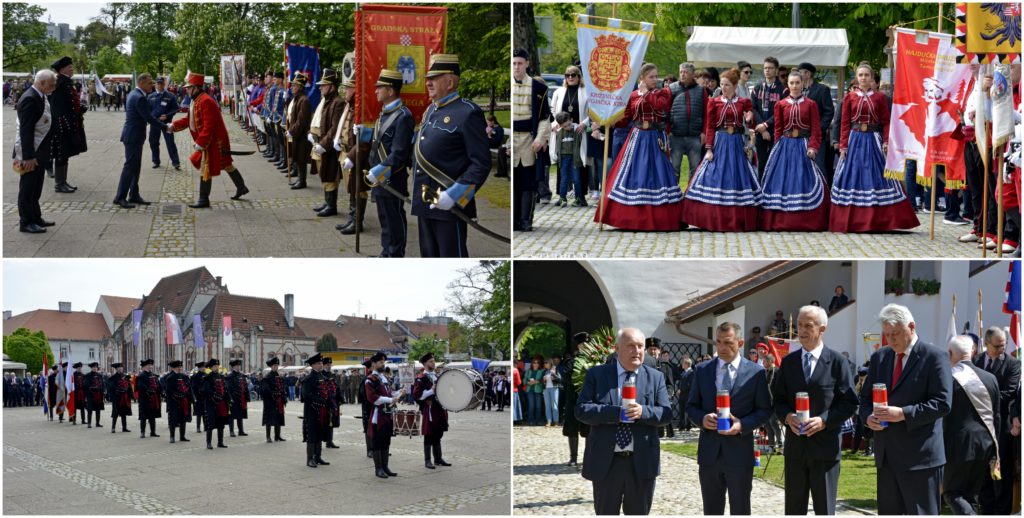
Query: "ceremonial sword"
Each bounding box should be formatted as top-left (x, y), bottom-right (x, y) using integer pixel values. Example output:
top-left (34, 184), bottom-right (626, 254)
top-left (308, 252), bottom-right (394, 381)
top-left (365, 180), bottom-right (511, 244)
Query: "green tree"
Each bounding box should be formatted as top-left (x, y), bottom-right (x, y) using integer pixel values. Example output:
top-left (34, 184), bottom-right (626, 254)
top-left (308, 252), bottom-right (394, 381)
top-left (93, 46), bottom-right (130, 76)
top-left (124, 2), bottom-right (179, 75)
top-left (446, 3), bottom-right (509, 111)
top-left (315, 332), bottom-right (338, 352)
top-left (3, 3), bottom-right (61, 70)
top-left (408, 334), bottom-right (447, 364)
top-left (516, 322), bottom-right (566, 362)
top-left (446, 261), bottom-right (510, 360)
top-left (3, 328), bottom-right (54, 375)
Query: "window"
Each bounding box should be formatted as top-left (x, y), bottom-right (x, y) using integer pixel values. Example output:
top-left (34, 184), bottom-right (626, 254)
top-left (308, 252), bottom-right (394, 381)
top-left (89, 348), bottom-right (95, 359)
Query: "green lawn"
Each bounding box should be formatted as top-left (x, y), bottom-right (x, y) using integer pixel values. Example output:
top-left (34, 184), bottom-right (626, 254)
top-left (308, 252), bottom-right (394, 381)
top-left (662, 444), bottom-right (878, 512)
top-left (491, 109), bottom-right (510, 130)
top-left (479, 171), bottom-right (509, 209)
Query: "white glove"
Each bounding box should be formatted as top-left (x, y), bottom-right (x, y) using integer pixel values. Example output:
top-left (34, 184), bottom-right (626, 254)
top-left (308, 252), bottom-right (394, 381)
top-left (193, 143), bottom-right (203, 151)
top-left (285, 131), bottom-right (292, 139)
top-left (365, 171), bottom-right (378, 186)
top-left (342, 158), bottom-right (354, 171)
top-left (314, 144), bottom-right (326, 155)
top-left (430, 190), bottom-right (456, 211)
top-left (353, 124), bottom-right (363, 136)
top-left (333, 138), bottom-right (342, 152)
top-left (307, 133), bottom-right (316, 145)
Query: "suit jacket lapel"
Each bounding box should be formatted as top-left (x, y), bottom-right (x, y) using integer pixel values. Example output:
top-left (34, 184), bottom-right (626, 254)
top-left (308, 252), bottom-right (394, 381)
top-left (809, 349), bottom-right (832, 387)
top-left (609, 365), bottom-right (621, 406)
top-left (636, 366), bottom-right (648, 404)
top-left (880, 347), bottom-right (894, 389)
top-left (730, 359), bottom-right (750, 397)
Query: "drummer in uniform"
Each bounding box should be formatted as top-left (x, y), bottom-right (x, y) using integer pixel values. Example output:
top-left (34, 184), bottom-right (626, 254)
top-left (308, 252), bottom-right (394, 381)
top-left (366, 351), bottom-right (406, 478)
top-left (321, 356), bottom-right (342, 448)
top-left (411, 54), bottom-right (493, 257)
top-left (190, 361), bottom-right (206, 434)
top-left (412, 352), bottom-right (452, 469)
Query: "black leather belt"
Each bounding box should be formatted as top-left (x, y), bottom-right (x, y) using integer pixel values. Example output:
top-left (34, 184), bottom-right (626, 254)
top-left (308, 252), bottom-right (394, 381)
top-left (787, 128), bottom-right (811, 138)
top-left (852, 123), bottom-right (882, 132)
top-left (614, 451), bottom-right (633, 457)
top-left (716, 126), bottom-right (740, 134)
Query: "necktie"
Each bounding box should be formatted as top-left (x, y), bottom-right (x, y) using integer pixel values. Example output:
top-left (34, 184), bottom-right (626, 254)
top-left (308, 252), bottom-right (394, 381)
top-left (722, 364), bottom-right (734, 391)
top-left (615, 372), bottom-right (635, 450)
top-left (892, 352), bottom-right (905, 385)
top-left (803, 353), bottom-right (813, 383)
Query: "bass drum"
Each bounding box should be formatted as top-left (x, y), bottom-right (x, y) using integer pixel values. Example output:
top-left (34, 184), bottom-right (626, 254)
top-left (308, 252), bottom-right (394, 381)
top-left (435, 368), bottom-right (485, 412)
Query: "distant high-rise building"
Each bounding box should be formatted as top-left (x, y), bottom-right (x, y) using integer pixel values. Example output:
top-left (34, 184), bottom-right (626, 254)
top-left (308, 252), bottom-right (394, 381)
top-left (45, 22), bottom-right (75, 44)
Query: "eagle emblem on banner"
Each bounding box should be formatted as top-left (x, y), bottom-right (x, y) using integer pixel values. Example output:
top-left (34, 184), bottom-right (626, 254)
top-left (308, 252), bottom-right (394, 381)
top-left (980, 3), bottom-right (1021, 47)
top-left (588, 34), bottom-right (631, 92)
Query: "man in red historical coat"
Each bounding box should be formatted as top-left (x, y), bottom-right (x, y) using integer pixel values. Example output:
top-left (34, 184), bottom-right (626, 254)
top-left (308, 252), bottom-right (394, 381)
top-left (171, 71), bottom-right (249, 208)
top-left (366, 351), bottom-right (405, 479)
top-left (412, 352), bottom-right (452, 469)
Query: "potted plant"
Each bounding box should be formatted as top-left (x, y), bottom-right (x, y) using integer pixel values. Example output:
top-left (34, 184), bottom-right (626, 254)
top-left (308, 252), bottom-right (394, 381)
top-left (884, 278), bottom-right (905, 295)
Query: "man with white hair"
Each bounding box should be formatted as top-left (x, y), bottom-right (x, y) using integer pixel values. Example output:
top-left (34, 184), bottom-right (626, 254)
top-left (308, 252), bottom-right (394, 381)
top-left (14, 69), bottom-right (57, 233)
top-left (576, 327), bottom-right (673, 515)
top-left (771, 305), bottom-right (859, 515)
top-left (943, 334), bottom-right (1000, 515)
top-left (858, 303), bottom-right (952, 514)
top-left (973, 326), bottom-right (1020, 514)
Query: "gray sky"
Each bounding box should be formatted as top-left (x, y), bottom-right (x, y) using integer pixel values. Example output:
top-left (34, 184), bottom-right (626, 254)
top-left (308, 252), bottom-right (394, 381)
top-left (3, 259), bottom-right (489, 322)
top-left (37, 3), bottom-right (107, 31)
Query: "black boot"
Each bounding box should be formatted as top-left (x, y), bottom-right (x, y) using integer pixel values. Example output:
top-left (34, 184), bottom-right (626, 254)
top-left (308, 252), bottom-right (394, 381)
top-left (237, 420), bottom-right (247, 436)
top-left (366, 435), bottom-right (373, 458)
top-left (229, 421), bottom-right (236, 437)
top-left (179, 425), bottom-right (189, 442)
top-left (140, 419), bottom-right (147, 439)
top-left (217, 428), bottom-right (227, 448)
top-left (339, 197), bottom-right (366, 234)
top-left (424, 443), bottom-right (435, 469)
top-left (307, 442), bottom-right (318, 468)
top-left (290, 162), bottom-right (307, 189)
top-left (315, 443), bottom-right (329, 465)
top-left (519, 191), bottom-right (536, 231)
top-left (568, 435), bottom-right (579, 466)
top-left (383, 447), bottom-right (397, 476)
top-left (313, 190), bottom-right (328, 212)
top-left (170, 427), bottom-right (176, 443)
top-left (54, 162), bottom-right (77, 192)
top-left (149, 418), bottom-right (159, 437)
top-left (227, 170), bottom-right (249, 200)
top-left (122, 416), bottom-right (130, 432)
top-left (433, 443), bottom-right (452, 466)
top-left (372, 450), bottom-right (387, 478)
top-left (190, 178), bottom-right (212, 208)
top-left (326, 427), bottom-right (339, 448)
top-left (207, 429), bottom-right (213, 449)
top-left (267, 426), bottom-right (273, 443)
top-left (275, 426), bottom-right (285, 441)
top-left (94, 412), bottom-right (102, 427)
top-left (337, 196), bottom-right (356, 230)
top-left (317, 190), bottom-right (338, 217)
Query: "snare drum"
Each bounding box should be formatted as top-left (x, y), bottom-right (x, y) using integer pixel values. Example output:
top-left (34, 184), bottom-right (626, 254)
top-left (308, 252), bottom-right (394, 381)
top-left (393, 409), bottom-right (421, 437)
top-left (436, 368), bottom-right (486, 412)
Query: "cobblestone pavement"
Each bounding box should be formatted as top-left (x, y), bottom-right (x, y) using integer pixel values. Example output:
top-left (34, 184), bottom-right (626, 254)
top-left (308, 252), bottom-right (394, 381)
top-left (3, 107), bottom-right (510, 258)
top-left (513, 182), bottom-right (987, 258)
top-left (512, 426), bottom-right (868, 516)
top-left (3, 402), bottom-right (509, 515)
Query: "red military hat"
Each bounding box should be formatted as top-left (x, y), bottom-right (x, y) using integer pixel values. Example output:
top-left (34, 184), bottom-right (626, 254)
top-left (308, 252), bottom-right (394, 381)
top-left (185, 71), bottom-right (204, 87)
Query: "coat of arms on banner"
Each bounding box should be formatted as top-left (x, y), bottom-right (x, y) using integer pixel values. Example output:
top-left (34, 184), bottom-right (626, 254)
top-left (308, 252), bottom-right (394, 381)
top-left (588, 34), bottom-right (632, 92)
top-left (388, 35), bottom-right (425, 94)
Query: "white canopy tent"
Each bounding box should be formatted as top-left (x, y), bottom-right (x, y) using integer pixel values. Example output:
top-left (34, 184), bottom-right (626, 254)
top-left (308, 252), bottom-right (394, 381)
top-left (686, 26), bottom-right (850, 69)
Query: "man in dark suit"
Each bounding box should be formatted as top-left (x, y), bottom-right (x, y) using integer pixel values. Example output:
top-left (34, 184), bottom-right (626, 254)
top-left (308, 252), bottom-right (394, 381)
top-left (797, 63), bottom-right (835, 182)
top-left (859, 304), bottom-right (952, 515)
top-left (576, 327), bottom-right (673, 515)
top-left (115, 73), bottom-right (168, 208)
top-left (944, 334), bottom-right (1001, 515)
top-left (686, 322), bottom-right (772, 515)
top-left (974, 326), bottom-right (1021, 514)
top-left (677, 357), bottom-right (695, 430)
top-left (772, 306), bottom-right (859, 515)
top-left (14, 70), bottom-right (57, 233)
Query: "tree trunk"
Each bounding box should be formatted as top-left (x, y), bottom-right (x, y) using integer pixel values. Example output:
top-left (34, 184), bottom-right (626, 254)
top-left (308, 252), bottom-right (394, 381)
top-left (513, 4), bottom-right (541, 75)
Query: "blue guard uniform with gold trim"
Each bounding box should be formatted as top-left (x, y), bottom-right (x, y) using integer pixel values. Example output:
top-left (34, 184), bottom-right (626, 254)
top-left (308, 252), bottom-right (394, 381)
top-left (367, 69), bottom-right (416, 258)
top-left (411, 54), bottom-right (492, 257)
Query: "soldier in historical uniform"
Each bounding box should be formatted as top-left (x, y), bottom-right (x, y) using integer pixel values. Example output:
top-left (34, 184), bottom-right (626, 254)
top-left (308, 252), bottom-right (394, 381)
top-left (301, 353), bottom-right (332, 468)
top-left (71, 362), bottom-right (87, 425)
top-left (358, 360), bottom-right (373, 457)
top-left (307, 69), bottom-right (345, 217)
top-left (261, 357), bottom-right (288, 443)
top-left (365, 70), bottom-right (415, 257)
top-left (286, 72), bottom-right (312, 190)
top-left (269, 71), bottom-right (289, 172)
top-left (412, 353), bottom-right (452, 469)
top-left (366, 351), bottom-right (405, 478)
top-left (48, 56), bottom-right (86, 193)
top-left (83, 362), bottom-right (105, 428)
top-left (225, 359), bottom-right (249, 437)
top-left (260, 72), bottom-right (277, 162)
top-left (164, 360), bottom-right (195, 443)
top-left (334, 78), bottom-right (372, 235)
top-left (136, 359), bottom-right (162, 438)
top-left (107, 362), bottom-right (133, 433)
top-left (171, 71), bottom-right (249, 208)
top-left (321, 356), bottom-right (343, 448)
top-left (202, 359), bottom-right (230, 449)
top-left (511, 48), bottom-right (551, 232)
top-left (46, 365), bottom-right (58, 421)
top-left (190, 361), bottom-right (206, 433)
top-left (411, 54), bottom-right (493, 257)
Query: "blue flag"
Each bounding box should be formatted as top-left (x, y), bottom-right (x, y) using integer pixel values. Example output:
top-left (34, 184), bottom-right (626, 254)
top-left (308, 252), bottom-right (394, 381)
top-left (286, 43), bottom-right (321, 110)
top-left (194, 314), bottom-right (205, 348)
top-left (471, 357), bottom-right (491, 373)
top-left (132, 309), bottom-right (142, 348)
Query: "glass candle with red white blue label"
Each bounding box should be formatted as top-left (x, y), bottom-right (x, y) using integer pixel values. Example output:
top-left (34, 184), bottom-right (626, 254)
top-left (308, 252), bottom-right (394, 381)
top-left (872, 383), bottom-right (889, 428)
top-left (716, 390), bottom-right (731, 431)
top-left (621, 375), bottom-right (636, 423)
top-left (754, 448), bottom-right (761, 467)
top-left (795, 391), bottom-right (810, 435)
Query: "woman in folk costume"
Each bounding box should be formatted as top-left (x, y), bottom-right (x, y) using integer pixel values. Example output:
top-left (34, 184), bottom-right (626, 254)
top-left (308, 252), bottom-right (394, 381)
top-left (171, 71), bottom-right (249, 209)
top-left (830, 63), bottom-right (918, 232)
top-left (759, 70), bottom-right (829, 231)
top-left (594, 63), bottom-right (685, 231)
top-left (682, 68), bottom-right (761, 231)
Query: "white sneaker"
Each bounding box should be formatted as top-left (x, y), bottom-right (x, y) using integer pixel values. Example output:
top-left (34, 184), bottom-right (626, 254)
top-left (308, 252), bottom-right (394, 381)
top-left (942, 218), bottom-right (968, 225)
top-left (1002, 243), bottom-right (1017, 253)
top-left (958, 232), bottom-right (979, 242)
top-left (978, 237), bottom-right (997, 249)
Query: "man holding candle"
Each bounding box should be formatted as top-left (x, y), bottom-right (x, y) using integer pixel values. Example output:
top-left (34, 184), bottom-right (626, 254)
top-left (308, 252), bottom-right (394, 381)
top-left (575, 327), bottom-right (673, 515)
top-left (771, 305), bottom-right (859, 515)
top-left (686, 322), bottom-right (772, 515)
top-left (858, 304), bottom-right (952, 514)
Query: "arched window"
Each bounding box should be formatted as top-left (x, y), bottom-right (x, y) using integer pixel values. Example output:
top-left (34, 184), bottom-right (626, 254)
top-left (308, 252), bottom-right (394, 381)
top-left (229, 347), bottom-right (244, 368)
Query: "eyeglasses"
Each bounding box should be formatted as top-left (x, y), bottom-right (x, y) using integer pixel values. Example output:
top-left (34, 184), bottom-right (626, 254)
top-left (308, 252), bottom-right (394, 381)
top-left (742, 70), bottom-right (752, 75)
top-left (565, 73), bottom-right (579, 78)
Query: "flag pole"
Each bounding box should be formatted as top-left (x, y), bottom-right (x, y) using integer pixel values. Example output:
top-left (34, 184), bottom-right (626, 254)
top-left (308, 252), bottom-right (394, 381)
top-left (597, 124), bottom-right (611, 231)
top-left (980, 67), bottom-right (990, 258)
top-left (978, 288), bottom-right (984, 333)
top-left (996, 150), bottom-right (1005, 257)
top-left (928, 3), bottom-right (944, 240)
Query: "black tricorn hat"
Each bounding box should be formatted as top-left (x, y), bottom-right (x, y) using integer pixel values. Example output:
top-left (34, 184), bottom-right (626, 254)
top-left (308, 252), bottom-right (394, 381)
top-left (111, 363), bottom-right (123, 369)
top-left (72, 362), bottom-right (83, 368)
top-left (323, 356), bottom-right (333, 364)
top-left (168, 360), bottom-right (183, 368)
top-left (229, 359), bottom-right (242, 367)
top-left (266, 357), bottom-right (280, 366)
top-left (419, 352), bottom-right (435, 364)
top-left (140, 359), bottom-right (154, 367)
top-left (196, 361), bottom-right (206, 368)
top-left (306, 353), bottom-right (324, 365)
top-left (88, 362), bottom-right (99, 368)
top-left (207, 358), bottom-right (220, 367)
top-left (51, 56), bottom-right (72, 71)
